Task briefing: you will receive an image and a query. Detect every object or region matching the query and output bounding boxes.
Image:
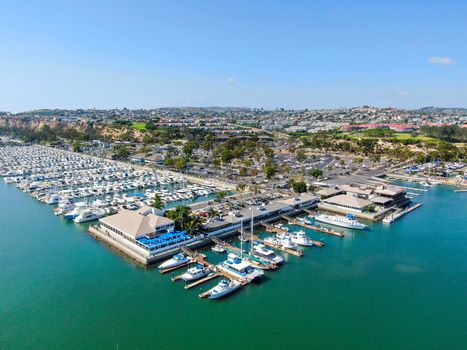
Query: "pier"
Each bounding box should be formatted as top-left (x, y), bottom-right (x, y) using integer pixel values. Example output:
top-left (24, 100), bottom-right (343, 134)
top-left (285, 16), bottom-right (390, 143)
top-left (383, 203), bottom-right (423, 224)
top-left (281, 215), bottom-right (345, 238)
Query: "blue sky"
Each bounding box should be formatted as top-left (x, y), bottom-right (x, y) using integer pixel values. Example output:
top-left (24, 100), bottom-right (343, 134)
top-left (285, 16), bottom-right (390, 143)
top-left (0, 0), bottom-right (466, 112)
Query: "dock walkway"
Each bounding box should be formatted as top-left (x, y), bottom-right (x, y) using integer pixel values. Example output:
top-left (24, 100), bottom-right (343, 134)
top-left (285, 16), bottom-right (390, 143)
top-left (383, 203), bottom-right (422, 224)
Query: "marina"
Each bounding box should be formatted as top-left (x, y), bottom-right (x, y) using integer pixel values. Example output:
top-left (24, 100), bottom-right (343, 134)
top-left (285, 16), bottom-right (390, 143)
top-left (1, 180), bottom-right (465, 349)
top-left (0, 145), bottom-right (225, 215)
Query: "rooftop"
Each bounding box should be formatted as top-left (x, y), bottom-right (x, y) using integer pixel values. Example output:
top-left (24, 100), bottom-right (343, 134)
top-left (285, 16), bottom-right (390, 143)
top-left (100, 210), bottom-right (174, 239)
top-left (323, 194), bottom-right (372, 209)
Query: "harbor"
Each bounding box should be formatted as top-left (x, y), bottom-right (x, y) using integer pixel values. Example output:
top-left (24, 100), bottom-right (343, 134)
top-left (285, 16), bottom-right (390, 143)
top-left (1, 180), bottom-right (465, 349)
top-left (0, 144), bottom-right (443, 302)
top-left (0, 145), bottom-right (460, 303)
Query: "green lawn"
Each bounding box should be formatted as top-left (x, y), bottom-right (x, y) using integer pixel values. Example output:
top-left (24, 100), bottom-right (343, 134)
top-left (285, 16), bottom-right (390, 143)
top-left (132, 122), bottom-right (147, 130)
top-left (341, 132), bottom-right (437, 143)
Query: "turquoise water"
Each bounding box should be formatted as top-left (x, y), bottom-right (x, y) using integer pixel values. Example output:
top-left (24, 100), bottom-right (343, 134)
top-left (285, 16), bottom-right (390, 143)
top-left (0, 183), bottom-right (466, 349)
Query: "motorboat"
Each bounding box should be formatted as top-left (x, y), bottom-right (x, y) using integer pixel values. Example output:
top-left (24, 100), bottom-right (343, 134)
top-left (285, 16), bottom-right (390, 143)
top-left (212, 244), bottom-right (225, 253)
top-left (208, 279), bottom-right (242, 300)
top-left (158, 253), bottom-right (192, 270)
top-left (179, 265), bottom-right (211, 282)
top-left (73, 208), bottom-right (106, 223)
top-left (251, 241), bottom-right (284, 264)
top-left (217, 253), bottom-right (264, 282)
top-left (315, 213), bottom-right (366, 230)
top-left (264, 235), bottom-right (300, 251)
top-left (290, 230), bottom-right (314, 247)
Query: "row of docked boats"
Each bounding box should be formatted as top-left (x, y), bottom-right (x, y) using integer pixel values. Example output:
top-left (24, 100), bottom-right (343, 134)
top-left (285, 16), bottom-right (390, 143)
top-left (160, 223), bottom-right (323, 299)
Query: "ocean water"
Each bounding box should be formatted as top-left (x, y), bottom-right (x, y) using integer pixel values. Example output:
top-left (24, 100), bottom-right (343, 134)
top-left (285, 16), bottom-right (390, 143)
top-left (0, 183), bottom-right (466, 349)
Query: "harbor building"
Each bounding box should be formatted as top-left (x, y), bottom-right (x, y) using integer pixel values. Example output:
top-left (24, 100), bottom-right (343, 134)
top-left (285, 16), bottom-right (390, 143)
top-left (99, 207), bottom-right (175, 241)
top-left (338, 184), bottom-right (373, 198)
top-left (373, 186), bottom-right (409, 207)
top-left (94, 208), bottom-right (199, 264)
top-left (321, 194), bottom-right (373, 213)
top-left (202, 193), bottom-right (319, 236)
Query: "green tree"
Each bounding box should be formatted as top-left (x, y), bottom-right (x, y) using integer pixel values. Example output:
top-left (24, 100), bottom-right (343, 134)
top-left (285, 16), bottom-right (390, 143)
top-left (215, 191), bottom-right (228, 201)
top-left (150, 194), bottom-right (164, 210)
top-left (183, 140), bottom-right (198, 156)
top-left (296, 149), bottom-right (306, 162)
top-left (309, 168), bottom-right (323, 179)
top-left (72, 141), bottom-right (82, 153)
top-left (112, 145), bottom-right (131, 160)
top-left (166, 205), bottom-right (192, 231)
top-left (289, 179), bottom-right (307, 193)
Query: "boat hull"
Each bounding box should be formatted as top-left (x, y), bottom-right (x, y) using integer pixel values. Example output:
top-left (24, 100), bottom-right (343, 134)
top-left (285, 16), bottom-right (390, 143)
top-left (315, 216), bottom-right (365, 230)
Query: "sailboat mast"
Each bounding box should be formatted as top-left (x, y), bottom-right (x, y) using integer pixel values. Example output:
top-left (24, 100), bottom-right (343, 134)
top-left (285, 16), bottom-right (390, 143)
top-left (250, 207), bottom-right (254, 254)
top-left (240, 219), bottom-right (243, 256)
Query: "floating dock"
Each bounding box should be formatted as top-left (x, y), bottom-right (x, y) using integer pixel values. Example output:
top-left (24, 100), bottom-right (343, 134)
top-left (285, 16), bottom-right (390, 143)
top-left (184, 273), bottom-right (220, 290)
top-left (383, 203), bottom-right (422, 224)
top-left (281, 215), bottom-right (345, 238)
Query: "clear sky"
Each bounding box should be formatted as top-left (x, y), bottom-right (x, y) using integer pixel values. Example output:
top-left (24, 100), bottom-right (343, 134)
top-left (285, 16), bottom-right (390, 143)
top-left (0, 0), bottom-right (466, 112)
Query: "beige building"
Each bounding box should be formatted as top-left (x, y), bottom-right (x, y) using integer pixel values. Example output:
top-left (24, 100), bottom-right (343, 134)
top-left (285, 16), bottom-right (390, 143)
top-left (322, 194), bottom-right (372, 213)
top-left (99, 208), bottom-right (175, 242)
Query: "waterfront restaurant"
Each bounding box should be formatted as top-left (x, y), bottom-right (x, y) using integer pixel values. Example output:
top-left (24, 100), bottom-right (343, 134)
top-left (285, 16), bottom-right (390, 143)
top-left (99, 208), bottom-right (175, 242)
top-left (322, 194), bottom-right (372, 213)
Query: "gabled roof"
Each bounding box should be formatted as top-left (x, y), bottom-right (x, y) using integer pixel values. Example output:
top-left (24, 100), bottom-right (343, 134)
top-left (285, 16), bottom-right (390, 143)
top-left (100, 210), bottom-right (174, 239)
top-left (323, 194), bottom-right (372, 209)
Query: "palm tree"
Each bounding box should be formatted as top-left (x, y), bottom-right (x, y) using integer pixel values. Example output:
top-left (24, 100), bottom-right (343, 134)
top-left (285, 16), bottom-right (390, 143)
top-left (150, 194), bottom-right (164, 210)
top-left (207, 207), bottom-right (219, 219)
top-left (166, 205), bottom-right (191, 230)
top-left (215, 191), bottom-right (228, 202)
top-left (185, 215), bottom-right (204, 234)
top-left (249, 184), bottom-right (259, 196)
top-left (236, 183), bottom-right (246, 199)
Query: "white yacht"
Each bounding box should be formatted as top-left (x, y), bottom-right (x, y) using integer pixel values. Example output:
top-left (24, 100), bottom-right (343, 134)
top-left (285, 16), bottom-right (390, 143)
top-left (46, 194), bottom-right (60, 205)
top-left (217, 253), bottom-right (264, 282)
top-left (208, 279), bottom-right (242, 300)
top-left (252, 242), bottom-right (284, 264)
top-left (179, 265), bottom-right (211, 282)
top-left (63, 202), bottom-right (87, 220)
top-left (73, 209), bottom-right (106, 223)
top-left (212, 244), bottom-right (225, 253)
top-left (315, 213), bottom-right (366, 230)
top-left (264, 234), bottom-right (300, 251)
top-left (158, 253), bottom-right (192, 270)
top-left (290, 230), bottom-right (314, 247)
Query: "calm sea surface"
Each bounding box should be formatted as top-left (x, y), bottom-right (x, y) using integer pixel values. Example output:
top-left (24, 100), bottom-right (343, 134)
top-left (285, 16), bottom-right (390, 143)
top-left (0, 182), bottom-right (466, 349)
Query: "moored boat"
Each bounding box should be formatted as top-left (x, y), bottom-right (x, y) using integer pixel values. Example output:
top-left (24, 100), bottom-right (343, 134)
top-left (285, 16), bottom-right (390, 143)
top-left (159, 253), bottom-right (192, 270)
top-left (208, 279), bottom-right (242, 300)
top-left (217, 253), bottom-right (264, 282)
top-left (290, 230), bottom-right (314, 247)
top-left (314, 213), bottom-right (366, 230)
top-left (180, 264), bottom-right (211, 282)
